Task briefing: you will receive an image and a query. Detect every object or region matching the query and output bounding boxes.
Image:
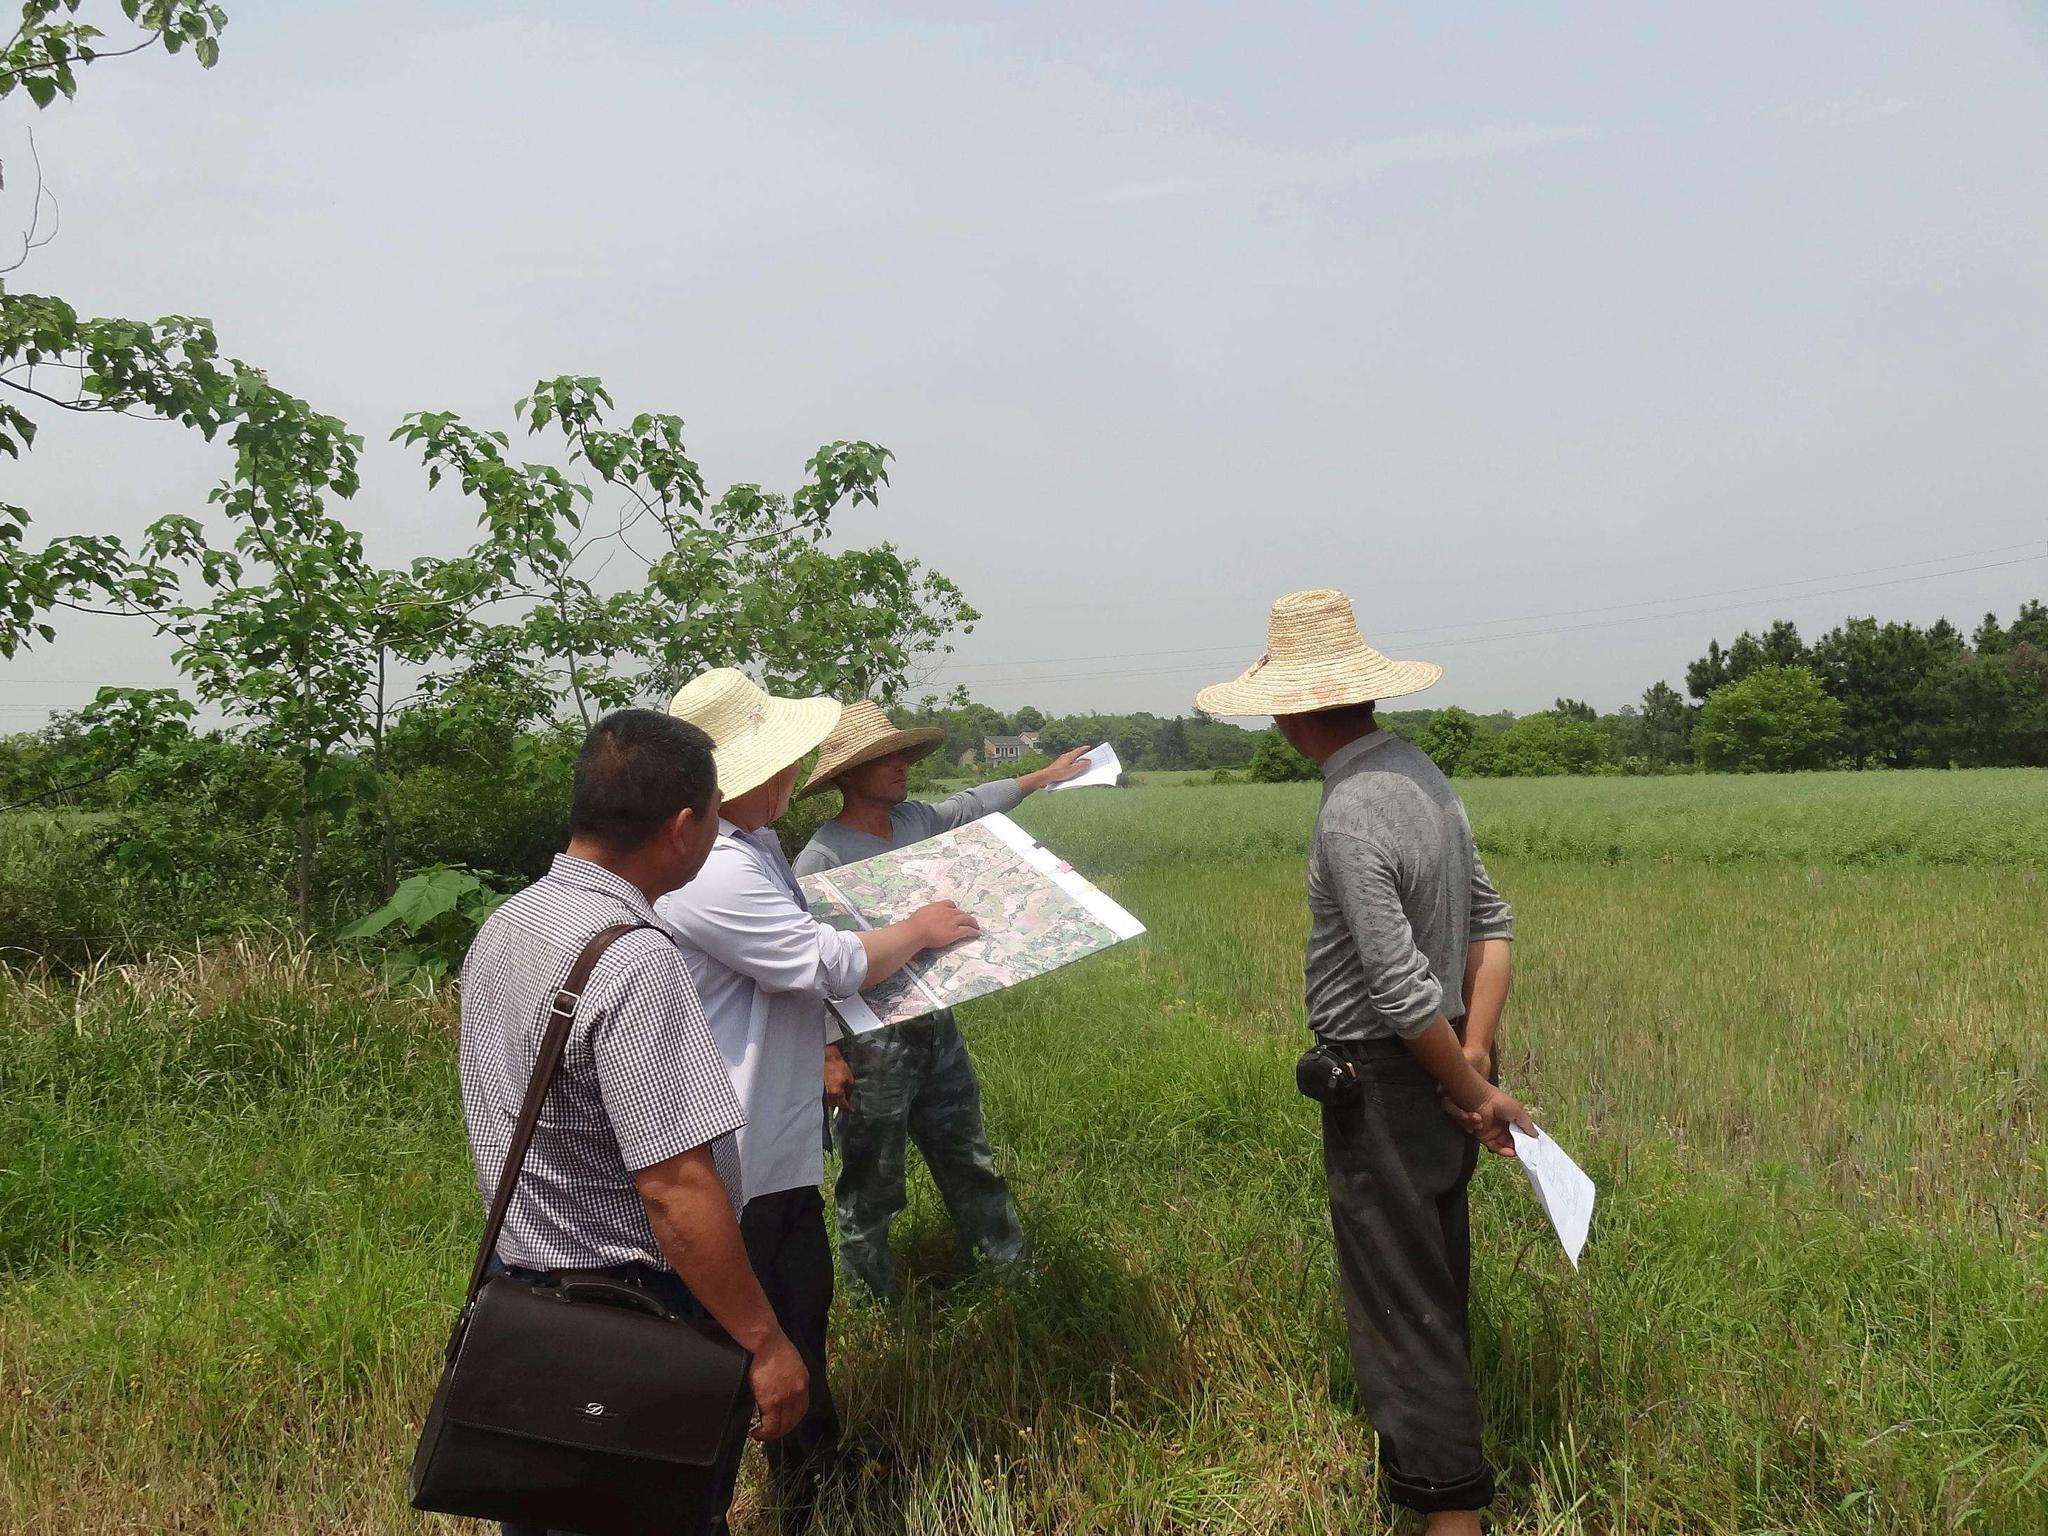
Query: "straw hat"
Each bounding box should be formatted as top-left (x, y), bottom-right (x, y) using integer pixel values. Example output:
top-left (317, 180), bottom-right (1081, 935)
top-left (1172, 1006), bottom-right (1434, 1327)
top-left (666, 668), bottom-right (842, 800)
top-left (797, 700), bottom-right (947, 800)
top-left (1195, 589), bottom-right (1442, 717)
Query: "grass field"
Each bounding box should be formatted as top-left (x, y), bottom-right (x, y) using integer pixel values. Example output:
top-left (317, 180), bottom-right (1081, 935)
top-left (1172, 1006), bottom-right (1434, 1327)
top-left (3, 770), bottom-right (2045, 1533)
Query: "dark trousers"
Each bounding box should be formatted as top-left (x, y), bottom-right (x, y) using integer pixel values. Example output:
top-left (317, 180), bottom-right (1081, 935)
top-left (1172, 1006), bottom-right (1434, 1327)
top-left (834, 1011), bottom-right (1026, 1300)
top-left (738, 1185), bottom-right (842, 1529)
top-left (497, 1260), bottom-right (747, 1536)
top-left (1321, 1037), bottom-right (1495, 1514)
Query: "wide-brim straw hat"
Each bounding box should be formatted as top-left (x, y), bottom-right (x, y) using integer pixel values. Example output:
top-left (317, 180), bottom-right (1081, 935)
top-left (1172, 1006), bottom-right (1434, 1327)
top-left (1195, 589), bottom-right (1442, 716)
top-left (666, 668), bottom-right (842, 800)
top-left (798, 699), bottom-right (947, 799)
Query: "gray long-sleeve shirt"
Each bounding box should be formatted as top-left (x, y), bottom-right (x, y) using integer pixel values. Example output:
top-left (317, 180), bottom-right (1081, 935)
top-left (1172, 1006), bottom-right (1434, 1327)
top-left (792, 778), bottom-right (1026, 878)
top-left (1305, 729), bottom-right (1514, 1042)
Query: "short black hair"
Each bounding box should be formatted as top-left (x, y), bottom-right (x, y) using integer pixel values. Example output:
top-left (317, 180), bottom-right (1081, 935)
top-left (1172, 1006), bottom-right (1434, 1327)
top-left (570, 710), bottom-right (717, 851)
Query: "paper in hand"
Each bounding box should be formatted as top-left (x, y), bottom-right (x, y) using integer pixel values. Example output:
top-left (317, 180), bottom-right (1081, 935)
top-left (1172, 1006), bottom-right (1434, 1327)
top-left (1047, 742), bottom-right (1122, 792)
top-left (1509, 1124), bottom-right (1596, 1269)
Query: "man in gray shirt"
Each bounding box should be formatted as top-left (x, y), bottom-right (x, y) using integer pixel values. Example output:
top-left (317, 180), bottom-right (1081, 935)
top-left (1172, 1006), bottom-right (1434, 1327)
top-left (793, 701), bottom-right (1087, 1298)
top-left (1199, 590), bottom-right (1532, 1536)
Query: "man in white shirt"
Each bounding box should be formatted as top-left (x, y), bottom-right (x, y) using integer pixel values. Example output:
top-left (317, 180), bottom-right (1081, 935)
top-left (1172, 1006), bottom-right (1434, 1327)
top-left (656, 669), bottom-right (976, 1532)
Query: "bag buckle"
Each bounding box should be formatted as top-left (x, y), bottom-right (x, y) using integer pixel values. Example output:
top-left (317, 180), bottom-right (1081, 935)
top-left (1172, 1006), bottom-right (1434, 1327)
top-left (550, 989), bottom-right (580, 1020)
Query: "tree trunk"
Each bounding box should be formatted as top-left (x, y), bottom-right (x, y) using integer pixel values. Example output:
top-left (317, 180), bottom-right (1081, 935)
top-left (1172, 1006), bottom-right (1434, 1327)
top-left (566, 652), bottom-right (591, 728)
top-left (296, 654), bottom-right (314, 935)
top-left (373, 647), bottom-right (397, 897)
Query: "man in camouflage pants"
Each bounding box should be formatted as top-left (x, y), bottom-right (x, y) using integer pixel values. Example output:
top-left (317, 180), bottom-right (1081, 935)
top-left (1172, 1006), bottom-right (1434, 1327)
top-left (793, 702), bottom-right (1087, 1298)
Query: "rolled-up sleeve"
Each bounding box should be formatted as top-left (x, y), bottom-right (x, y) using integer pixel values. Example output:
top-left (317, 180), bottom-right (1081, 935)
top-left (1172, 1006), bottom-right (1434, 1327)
top-left (1324, 829), bottom-right (1444, 1035)
top-left (1469, 852), bottom-right (1515, 943)
top-left (658, 848), bottom-right (869, 1001)
top-left (587, 934), bottom-right (747, 1172)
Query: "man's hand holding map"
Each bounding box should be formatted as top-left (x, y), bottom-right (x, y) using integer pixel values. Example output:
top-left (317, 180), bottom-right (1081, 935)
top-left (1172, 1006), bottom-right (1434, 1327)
top-left (799, 812), bottom-right (1145, 1032)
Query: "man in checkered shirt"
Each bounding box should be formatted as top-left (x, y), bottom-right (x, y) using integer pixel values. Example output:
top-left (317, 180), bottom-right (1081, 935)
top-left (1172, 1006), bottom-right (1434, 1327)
top-left (459, 710), bottom-right (807, 1536)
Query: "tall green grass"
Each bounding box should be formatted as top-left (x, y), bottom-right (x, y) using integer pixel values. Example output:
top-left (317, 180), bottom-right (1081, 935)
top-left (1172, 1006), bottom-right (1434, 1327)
top-left (3, 772), bottom-right (2044, 1532)
top-left (1030, 768), bottom-right (2048, 871)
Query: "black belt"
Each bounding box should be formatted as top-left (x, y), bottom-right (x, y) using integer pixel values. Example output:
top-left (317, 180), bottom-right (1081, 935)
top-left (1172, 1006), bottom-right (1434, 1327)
top-left (1314, 1035), bottom-right (1410, 1062)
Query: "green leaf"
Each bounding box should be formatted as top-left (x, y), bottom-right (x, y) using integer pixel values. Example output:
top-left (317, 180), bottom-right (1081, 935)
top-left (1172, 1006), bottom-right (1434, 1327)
top-left (336, 902), bottom-right (402, 941)
top-left (389, 865), bottom-right (481, 928)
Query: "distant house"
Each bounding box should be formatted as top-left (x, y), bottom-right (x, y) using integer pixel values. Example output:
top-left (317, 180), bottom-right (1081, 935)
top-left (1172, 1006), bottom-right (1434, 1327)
top-left (983, 734), bottom-right (1029, 764)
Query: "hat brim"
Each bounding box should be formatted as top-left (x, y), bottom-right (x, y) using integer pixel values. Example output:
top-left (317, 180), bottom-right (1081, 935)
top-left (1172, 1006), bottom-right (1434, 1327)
top-left (1195, 657), bottom-right (1443, 718)
top-left (705, 695), bottom-right (844, 800)
top-left (798, 726), bottom-right (947, 798)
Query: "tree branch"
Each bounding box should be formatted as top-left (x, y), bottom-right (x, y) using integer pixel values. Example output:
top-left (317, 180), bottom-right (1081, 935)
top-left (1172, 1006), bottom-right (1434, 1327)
top-left (0, 763), bottom-right (120, 814)
top-left (1, 127), bottom-right (59, 276)
top-left (0, 32), bottom-right (164, 93)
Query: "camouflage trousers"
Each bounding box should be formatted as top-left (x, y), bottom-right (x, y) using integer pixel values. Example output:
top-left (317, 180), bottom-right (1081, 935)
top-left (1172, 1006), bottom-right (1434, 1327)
top-left (832, 1010), bottom-right (1025, 1300)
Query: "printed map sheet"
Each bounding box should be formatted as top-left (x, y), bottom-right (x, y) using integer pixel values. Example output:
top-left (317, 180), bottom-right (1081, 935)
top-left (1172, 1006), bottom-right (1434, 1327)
top-left (799, 812), bottom-right (1144, 1032)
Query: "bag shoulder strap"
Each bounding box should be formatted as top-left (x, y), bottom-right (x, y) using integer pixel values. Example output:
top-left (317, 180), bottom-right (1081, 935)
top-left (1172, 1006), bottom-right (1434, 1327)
top-left (465, 920), bottom-right (655, 1304)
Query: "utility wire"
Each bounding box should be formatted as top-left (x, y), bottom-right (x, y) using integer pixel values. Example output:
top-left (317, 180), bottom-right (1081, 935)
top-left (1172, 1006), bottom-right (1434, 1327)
top-left (927, 549), bottom-right (2048, 691)
top-left (928, 537), bottom-right (2048, 679)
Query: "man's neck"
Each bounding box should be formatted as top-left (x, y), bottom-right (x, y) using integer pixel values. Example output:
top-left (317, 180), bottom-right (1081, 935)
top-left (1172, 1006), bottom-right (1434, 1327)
top-left (1322, 723), bottom-right (1380, 763)
top-left (836, 791), bottom-right (895, 838)
top-left (563, 835), bottom-right (668, 904)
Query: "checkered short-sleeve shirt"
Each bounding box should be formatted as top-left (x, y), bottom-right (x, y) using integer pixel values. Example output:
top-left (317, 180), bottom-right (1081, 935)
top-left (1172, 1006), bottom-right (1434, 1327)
top-left (459, 854), bottom-right (746, 1272)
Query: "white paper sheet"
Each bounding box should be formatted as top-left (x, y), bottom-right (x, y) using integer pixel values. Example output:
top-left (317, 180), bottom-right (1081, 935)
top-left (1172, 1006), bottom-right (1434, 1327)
top-left (1047, 741), bottom-right (1122, 791)
top-left (1509, 1125), bottom-right (1596, 1269)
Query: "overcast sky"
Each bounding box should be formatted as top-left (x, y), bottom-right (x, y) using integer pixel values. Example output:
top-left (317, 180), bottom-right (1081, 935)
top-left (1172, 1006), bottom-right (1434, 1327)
top-left (4, 1), bottom-right (2046, 728)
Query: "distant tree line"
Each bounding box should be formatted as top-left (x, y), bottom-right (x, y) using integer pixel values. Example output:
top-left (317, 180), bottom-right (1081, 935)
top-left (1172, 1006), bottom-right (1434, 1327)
top-left (897, 701), bottom-right (1263, 779)
top-left (1403, 598), bottom-right (2048, 777)
top-left (917, 597), bottom-right (2048, 783)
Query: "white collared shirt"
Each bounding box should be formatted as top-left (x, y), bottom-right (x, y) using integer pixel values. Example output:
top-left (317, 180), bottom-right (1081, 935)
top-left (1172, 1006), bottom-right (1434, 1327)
top-left (655, 820), bottom-right (868, 1202)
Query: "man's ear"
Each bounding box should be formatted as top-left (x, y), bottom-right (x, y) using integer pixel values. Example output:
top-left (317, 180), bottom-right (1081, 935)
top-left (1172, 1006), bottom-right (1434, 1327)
top-left (666, 805), bottom-right (697, 849)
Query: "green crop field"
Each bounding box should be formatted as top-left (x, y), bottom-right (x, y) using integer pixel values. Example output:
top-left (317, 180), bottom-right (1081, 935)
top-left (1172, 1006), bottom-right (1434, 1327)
top-left (3, 770), bottom-right (2045, 1533)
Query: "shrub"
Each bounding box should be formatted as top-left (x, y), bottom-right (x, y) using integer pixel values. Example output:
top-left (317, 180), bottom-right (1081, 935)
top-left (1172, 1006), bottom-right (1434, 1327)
top-left (337, 864), bottom-right (511, 990)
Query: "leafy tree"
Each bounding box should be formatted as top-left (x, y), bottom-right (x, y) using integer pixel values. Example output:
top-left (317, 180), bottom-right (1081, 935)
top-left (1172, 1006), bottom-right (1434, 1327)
top-left (1807, 616), bottom-right (1948, 768)
top-left (1912, 638), bottom-right (2048, 768)
top-left (1414, 706), bottom-right (1483, 775)
top-left (1694, 665), bottom-right (1842, 772)
top-left (1, 3), bottom-right (225, 111)
top-left (1974, 599), bottom-right (2048, 656)
top-left (0, 287), bottom-right (373, 926)
top-left (3, 4), bottom-right (229, 286)
top-left (395, 379), bottom-right (974, 721)
top-left (1631, 680), bottom-right (1695, 768)
top-left (729, 537), bottom-right (975, 704)
top-left (1247, 729), bottom-right (1317, 782)
top-left (0, 684), bottom-right (191, 809)
top-left (1478, 712), bottom-right (1612, 777)
top-left (1151, 715), bottom-right (1191, 769)
top-left (1686, 620), bottom-right (1808, 701)
top-left (1011, 705), bottom-right (1045, 733)
top-left (1186, 714), bottom-right (1258, 768)
top-left (1552, 697), bottom-right (1597, 724)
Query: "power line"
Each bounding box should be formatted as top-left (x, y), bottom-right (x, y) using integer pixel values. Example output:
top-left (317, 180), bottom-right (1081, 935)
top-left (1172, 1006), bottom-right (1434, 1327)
top-left (927, 550), bottom-right (2048, 691)
top-left (927, 538), bottom-right (2048, 680)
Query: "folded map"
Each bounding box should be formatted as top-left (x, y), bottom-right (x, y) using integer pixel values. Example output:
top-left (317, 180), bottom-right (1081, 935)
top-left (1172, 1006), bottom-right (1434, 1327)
top-left (799, 812), bottom-right (1145, 1032)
